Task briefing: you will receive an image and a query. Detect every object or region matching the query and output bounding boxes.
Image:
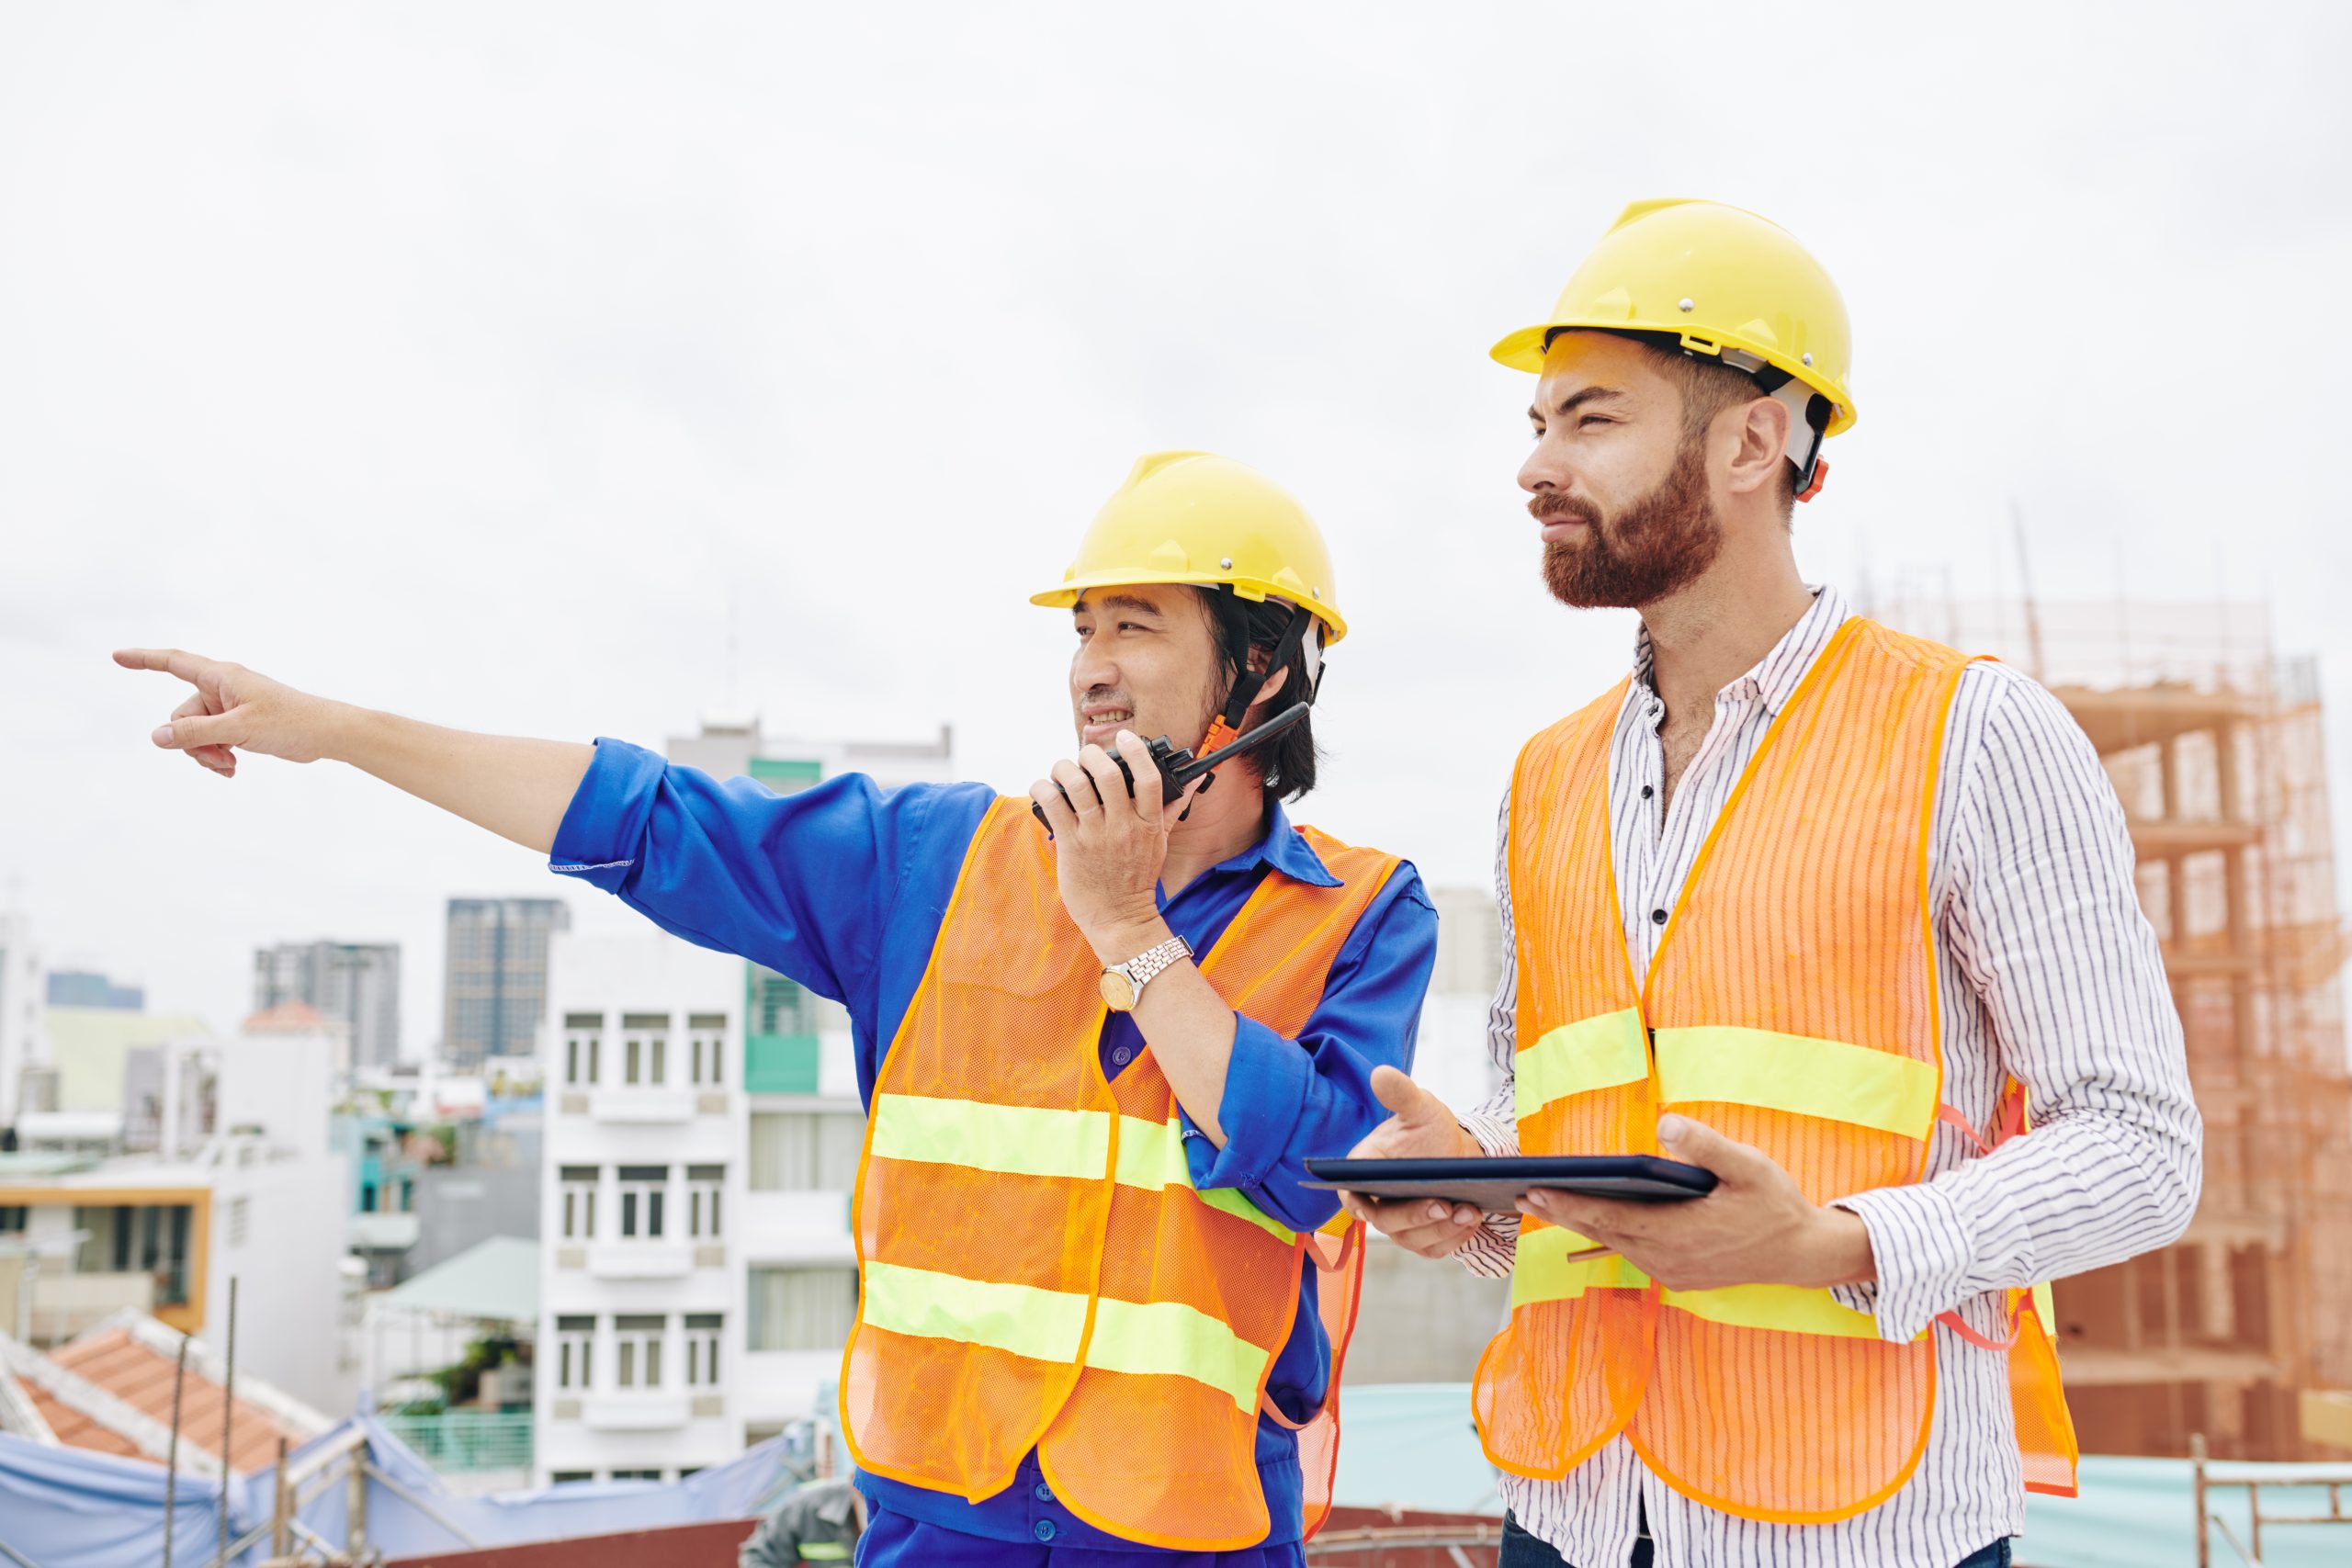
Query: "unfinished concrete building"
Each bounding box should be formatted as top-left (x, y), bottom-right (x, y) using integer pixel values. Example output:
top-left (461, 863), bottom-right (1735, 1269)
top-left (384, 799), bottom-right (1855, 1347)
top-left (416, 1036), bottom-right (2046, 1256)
top-left (1877, 594), bottom-right (2352, 1459)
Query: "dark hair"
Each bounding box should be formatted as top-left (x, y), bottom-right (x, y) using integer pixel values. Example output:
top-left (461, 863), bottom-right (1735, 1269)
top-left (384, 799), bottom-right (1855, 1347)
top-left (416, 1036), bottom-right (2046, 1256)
top-left (1577, 329), bottom-right (1804, 513)
top-left (1200, 588), bottom-right (1321, 803)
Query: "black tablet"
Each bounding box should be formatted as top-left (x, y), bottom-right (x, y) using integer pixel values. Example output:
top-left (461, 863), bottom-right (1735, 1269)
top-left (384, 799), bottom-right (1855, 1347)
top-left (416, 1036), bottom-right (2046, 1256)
top-left (1301, 1155), bottom-right (1717, 1214)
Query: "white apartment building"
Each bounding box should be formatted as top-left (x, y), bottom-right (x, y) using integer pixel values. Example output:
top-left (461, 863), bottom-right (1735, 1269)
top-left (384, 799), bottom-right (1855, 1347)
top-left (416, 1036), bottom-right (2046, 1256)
top-left (533, 709), bottom-right (952, 1484)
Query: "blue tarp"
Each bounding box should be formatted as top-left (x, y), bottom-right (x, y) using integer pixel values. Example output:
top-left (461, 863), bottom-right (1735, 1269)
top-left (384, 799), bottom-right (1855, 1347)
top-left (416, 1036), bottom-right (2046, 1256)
top-left (6, 1388), bottom-right (2346, 1567)
top-left (1329, 1384), bottom-right (2350, 1568)
top-left (0, 1416), bottom-right (788, 1567)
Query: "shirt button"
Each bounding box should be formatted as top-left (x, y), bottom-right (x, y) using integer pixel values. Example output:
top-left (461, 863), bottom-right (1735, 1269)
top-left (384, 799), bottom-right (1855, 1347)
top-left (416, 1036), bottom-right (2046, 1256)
top-left (1641, 784), bottom-right (1655, 799)
top-left (1034, 1482), bottom-right (1054, 1502)
top-left (1033, 1518), bottom-right (1057, 1542)
top-left (1111, 1045), bottom-right (1132, 1066)
top-left (1651, 908), bottom-right (1668, 925)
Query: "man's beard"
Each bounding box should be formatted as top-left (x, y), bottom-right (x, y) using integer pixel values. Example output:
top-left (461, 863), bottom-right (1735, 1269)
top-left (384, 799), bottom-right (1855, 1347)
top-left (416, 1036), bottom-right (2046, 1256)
top-left (1535, 437), bottom-right (1722, 609)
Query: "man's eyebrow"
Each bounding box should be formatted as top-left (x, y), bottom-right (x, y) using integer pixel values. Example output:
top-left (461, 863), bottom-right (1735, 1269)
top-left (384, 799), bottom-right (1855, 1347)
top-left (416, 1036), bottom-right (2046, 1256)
top-left (1075, 593), bottom-right (1164, 617)
top-left (1550, 386), bottom-right (1630, 417)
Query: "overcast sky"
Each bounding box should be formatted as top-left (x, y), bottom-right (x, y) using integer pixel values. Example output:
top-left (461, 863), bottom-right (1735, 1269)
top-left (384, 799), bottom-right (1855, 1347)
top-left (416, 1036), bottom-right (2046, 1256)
top-left (4, 3), bottom-right (2347, 1053)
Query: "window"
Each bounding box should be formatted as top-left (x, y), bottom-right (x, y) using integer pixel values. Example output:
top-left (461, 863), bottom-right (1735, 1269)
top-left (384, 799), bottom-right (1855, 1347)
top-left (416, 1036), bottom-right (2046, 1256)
top-left (608, 1468), bottom-right (663, 1482)
top-left (563, 1013), bottom-right (603, 1087)
top-left (0, 1206), bottom-right (26, 1235)
top-left (684, 1313), bottom-right (723, 1387)
top-left (553, 1315), bottom-right (594, 1391)
top-left (747, 1111), bottom-right (865, 1191)
top-left (550, 1471), bottom-right (594, 1483)
top-left (689, 1013), bottom-right (727, 1086)
top-left (613, 1314), bottom-right (665, 1389)
top-left (622, 1012), bottom-right (668, 1086)
top-left (746, 1266), bottom-right (859, 1352)
top-left (686, 1165), bottom-right (724, 1240)
top-left (616, 1166), bottom-right (667, 1239)
top-left (559, 1166), bottom-right (598, 1240)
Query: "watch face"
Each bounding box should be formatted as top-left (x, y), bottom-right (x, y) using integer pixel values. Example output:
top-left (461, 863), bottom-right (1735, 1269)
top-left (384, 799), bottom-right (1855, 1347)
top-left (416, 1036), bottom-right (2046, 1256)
top-left (1098, 967), bottom-right (1138, 1012)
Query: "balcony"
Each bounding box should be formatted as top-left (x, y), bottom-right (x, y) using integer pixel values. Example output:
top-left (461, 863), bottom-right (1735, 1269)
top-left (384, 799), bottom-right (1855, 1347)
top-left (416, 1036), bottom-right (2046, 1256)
top-left (588, 1089), bottom-right (696, 1123)
top-left (586, 1242), bottom-right (693, 1280)
top-left (17, 1271), bottom-right (156, 1341)
top-left (582, 1393), bottom-right (692, 1431)
top-left (377, 1410), bottom-right (533, 1477)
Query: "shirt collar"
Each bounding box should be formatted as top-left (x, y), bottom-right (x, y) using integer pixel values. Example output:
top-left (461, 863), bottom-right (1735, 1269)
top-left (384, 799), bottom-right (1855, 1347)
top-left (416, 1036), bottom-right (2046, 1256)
top-left (1202, 798), bottom-right (1341, 889)
top-left (1630, 583), bottom-right (1851, 720)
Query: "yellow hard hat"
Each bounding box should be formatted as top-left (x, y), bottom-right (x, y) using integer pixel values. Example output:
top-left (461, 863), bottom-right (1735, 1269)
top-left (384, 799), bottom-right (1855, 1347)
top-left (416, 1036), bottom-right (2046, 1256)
top-left (1490, 198), bottom-right (1857, 438)
top-left (1030, 450), bottom-right (1347, 644)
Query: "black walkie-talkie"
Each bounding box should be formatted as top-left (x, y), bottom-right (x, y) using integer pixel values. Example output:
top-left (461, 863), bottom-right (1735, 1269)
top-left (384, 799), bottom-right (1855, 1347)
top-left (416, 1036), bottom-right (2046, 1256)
top-left (1031, 702), bottom-right (1312, 830)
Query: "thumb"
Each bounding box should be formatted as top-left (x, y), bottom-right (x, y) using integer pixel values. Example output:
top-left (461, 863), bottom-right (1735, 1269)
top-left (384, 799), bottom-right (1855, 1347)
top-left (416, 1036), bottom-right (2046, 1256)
top-left (1657, 1112), bottom-right (1758, 1177)
top-left (1370, 1064), bottom-right (1447, 1125)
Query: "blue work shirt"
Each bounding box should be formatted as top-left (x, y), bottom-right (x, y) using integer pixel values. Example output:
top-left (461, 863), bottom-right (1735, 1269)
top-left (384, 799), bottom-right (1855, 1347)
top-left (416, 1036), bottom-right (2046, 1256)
top-left (549, 740), bottom-right (1438, 1553)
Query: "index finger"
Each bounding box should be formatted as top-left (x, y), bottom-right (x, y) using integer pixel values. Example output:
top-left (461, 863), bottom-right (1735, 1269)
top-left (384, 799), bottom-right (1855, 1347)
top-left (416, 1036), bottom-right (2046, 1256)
top-left (112, 648), bottom-right (212, 684)
top-left (1113, 730), bottom-right (1162, 817)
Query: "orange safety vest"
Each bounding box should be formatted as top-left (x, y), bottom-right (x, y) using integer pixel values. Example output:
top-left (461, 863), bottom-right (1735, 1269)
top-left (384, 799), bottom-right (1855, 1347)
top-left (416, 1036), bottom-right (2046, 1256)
top-left (1473, 616), bottom-right (2079, 1523)
top-left (841, 797), bottom-right (1397, 1550)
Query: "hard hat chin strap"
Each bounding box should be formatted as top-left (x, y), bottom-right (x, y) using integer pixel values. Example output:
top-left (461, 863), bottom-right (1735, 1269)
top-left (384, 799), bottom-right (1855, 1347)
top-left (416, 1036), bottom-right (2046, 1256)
top-left (1204, 592), bottom-right (1323, 756)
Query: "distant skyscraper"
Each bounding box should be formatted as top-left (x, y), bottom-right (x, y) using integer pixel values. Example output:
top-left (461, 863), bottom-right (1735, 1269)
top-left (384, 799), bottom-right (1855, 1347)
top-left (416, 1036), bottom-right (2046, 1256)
top-left (442, 900), bottom-right (570, 1070)
top-left (48, 969), bottom-right (146, 1010)
top-left (254, 942), bottom-right (402, 1071)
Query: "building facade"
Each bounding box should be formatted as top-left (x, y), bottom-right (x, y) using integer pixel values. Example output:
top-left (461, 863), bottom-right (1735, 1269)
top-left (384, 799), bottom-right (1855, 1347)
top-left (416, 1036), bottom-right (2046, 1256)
top-left (254, 941), bottom-right (402, 1071)
top-left (442, 901), bottom-right (569, 1071)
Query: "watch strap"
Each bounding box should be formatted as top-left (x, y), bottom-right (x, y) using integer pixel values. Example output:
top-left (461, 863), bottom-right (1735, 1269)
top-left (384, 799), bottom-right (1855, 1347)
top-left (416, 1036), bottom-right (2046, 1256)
top-left (1114, 935), bottom-right (1193, 998)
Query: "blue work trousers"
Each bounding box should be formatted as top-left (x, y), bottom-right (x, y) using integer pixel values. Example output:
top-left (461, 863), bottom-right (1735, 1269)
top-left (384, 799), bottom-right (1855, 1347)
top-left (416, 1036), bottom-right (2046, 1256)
top-left (855, 1507), bottom-right (1305, 1567)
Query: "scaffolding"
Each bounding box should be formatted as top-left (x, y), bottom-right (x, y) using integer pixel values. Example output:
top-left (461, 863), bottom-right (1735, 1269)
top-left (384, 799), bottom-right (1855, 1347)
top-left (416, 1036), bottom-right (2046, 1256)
top-left (1872, 591), bottom-right (2352, 1460)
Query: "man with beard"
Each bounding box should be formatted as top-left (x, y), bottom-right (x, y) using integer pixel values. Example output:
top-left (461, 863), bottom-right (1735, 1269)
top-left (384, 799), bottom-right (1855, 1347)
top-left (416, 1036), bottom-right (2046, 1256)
top-left (119, 450), bottom-right (1436, 1565)
top-left (1338, 200), bottom-right (2200, 1567)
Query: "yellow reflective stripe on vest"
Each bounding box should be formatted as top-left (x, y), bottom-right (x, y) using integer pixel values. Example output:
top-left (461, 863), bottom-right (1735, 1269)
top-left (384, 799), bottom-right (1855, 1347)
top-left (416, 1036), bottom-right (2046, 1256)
top-left (1510, 1224), bottom-right (1652, 1308)
top-left (1658, 1281), bottom-right (1888, 1340)
top-left (798, 1548), bottom-right (852, 1562)
top-left (1514, 1007), bottom-right (1649, 1121)
top-left (861, 1261), bottom-right (1273, 1412)
top-left (869, 1093), bottom-right (1112, 1180)
top-left (871, 1097), bottom-right (1297, 1244)
top-left (2031, 1280), bottom-right (2056, 1327)
top-left (1088, 1296), bottom-right (1277, 1414)
top-left (1113, 1114), bottom-right (1297, 1245)
top-left (1652, 1025), bottom-right (1939, 1139)
top-left (862, 1259), bottom-right (1089, 1363)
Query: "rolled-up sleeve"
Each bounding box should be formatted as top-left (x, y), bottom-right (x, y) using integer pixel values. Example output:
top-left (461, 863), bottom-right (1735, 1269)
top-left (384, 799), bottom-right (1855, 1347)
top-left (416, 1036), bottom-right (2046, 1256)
top-left (1183, 871), bottom-right (1439, 1235)
top-left (1830, 671), bottom-right (2202, 1341)
top-left (548, 737), bottom-right (979, 1007)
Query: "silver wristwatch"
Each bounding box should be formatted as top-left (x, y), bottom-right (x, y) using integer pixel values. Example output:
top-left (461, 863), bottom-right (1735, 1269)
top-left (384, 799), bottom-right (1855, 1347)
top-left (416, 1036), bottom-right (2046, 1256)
top-left (1098, 935), bottom-right (1193, 1013)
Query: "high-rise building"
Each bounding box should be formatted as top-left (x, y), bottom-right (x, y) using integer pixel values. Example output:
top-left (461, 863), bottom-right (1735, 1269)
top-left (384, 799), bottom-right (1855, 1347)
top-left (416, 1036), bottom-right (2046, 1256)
top-left (533, 716), bottom-right (952, 1483)
top-left (253, 942), bottom-right (401, 1070)
top-left (441, 901), bottom-right (570, 1071)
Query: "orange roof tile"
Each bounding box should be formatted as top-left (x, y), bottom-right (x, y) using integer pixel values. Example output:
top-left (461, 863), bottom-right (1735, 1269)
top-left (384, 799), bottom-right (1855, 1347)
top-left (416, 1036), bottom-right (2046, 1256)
top-left (48, 1328), bottom-right (302, 1473)
top-left (17, 1375), bottom-right (144, 1460)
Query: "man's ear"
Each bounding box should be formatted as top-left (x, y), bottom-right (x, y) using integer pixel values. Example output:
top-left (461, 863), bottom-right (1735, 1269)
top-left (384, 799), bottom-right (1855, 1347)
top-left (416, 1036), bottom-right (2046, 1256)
top-left (1244, 661), bottom-right (1293, 719)
top-left (1724, 395), bottom-right (1793, 498)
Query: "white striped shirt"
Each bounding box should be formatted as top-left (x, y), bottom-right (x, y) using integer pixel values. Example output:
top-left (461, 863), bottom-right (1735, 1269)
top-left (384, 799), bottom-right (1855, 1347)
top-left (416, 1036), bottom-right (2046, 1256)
top-left (1455, 585), bottom-right (2201, 1568)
